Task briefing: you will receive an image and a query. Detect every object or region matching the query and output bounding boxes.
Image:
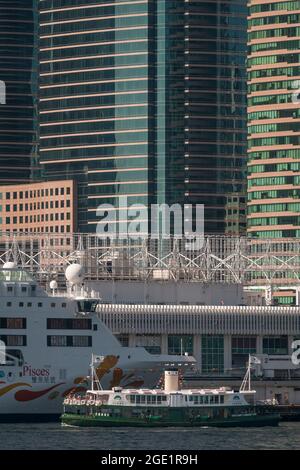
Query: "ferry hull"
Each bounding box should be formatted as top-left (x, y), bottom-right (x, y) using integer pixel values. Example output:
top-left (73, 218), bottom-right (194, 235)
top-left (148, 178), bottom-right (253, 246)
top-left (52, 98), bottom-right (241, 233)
top-left (61, 412), bottom-right (280, 428)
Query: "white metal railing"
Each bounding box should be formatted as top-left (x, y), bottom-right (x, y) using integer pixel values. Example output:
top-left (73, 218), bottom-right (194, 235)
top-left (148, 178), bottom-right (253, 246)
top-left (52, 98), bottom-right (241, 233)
top-left (0, 233), bottom-right (300, 286)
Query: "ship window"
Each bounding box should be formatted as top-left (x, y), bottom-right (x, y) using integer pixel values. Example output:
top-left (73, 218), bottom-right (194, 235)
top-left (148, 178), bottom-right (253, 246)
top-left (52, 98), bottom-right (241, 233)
top-left (6, 302), bottom-right (12, 307)
top-left (7, 286), bottom-right (13, 292)
top-left (19, 303), bottom-right (24, 307)
top-left (0, 335), bottom-right (26, 346)
top-left (51, 303), bottom-right (56, 308)
top-left (77, 300), bottom-right (98, 313)
top-left (47, 335), bottom-right (67, 347)
top-left (47, 319), bottom-right (92, 330)
top-left (73, 336), bottom-right (92, 347)
top-left (0, 318), bottom-right (26, 329)
top-left (27, 302), bottom-right (32, 307)
top-left (47, 335), bottom-right (92, 347)
top-left (136, 396), bottom-right (141, 404)
top-left (21, 287), bottom-right (27, 293)
top-left (62, 303), bottom-right (67, 308)
top-left (140, 396), bottom-right (146, 404)
top-left (38, 303), bottom-right (42, 308)
top-left (209, 396), bottom-right (214, 404)
top-left (220, 395), bottom-right (224, 404)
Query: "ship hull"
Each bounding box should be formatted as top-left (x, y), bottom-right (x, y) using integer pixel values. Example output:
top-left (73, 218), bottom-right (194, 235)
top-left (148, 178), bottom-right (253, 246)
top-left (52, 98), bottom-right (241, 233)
top-left (0, 366), bottom-right (173, 417)
top-left (61, 411), bottom-right (280, 428)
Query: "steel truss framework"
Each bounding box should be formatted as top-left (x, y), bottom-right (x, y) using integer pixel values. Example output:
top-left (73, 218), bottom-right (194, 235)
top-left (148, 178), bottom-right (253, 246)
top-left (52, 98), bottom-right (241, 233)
top-left (0, 233), bottom-right (300, 286)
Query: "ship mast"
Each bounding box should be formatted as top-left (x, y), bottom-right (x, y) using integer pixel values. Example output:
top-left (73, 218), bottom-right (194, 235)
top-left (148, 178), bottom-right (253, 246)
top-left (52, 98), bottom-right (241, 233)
top-left (90, 354), bottom-right (103, 391)
top-left (239, 354), bottom-right (252, 392)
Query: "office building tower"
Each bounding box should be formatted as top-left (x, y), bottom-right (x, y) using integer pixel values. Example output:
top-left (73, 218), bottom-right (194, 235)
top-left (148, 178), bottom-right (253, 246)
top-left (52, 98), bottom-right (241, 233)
top-left (247, 0), bottom-right (300, 238)
top-left (0, 0), bottom-right (38, 184)
top-left (39, 0), bottom-right (247, 234)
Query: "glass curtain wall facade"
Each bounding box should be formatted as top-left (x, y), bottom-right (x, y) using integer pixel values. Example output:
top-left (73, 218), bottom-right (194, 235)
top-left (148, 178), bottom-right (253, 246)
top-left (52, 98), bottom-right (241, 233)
top-left (39, 0), bottom-right (151, 232)
top-left (184, 0), bottom-right (248, 234)
top-left (0, 0), bottom-right (38, 184)
top-left (247, 0), bottom-right (300, 238)
top-left (39, 0), bottom-right (247, 234)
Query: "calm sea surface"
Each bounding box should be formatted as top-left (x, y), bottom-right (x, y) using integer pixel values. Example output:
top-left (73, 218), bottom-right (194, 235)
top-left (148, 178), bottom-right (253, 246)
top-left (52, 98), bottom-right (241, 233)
top-left (0, 422), bottom-right (300, 450)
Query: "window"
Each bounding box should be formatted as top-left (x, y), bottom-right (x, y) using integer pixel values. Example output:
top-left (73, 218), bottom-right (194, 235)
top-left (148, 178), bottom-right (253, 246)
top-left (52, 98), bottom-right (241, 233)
top-left (168, 336), bottom-right (193, 356)
top-left (115, 334), bottom-right (129, 347)
top-left (47, 318), bottom-right (92, 330)
top-left (0, 318), bottom-right (26, 329)
top-left (136, 335), bottom-right (161, 354)
top-left (232, 337), bottom-right (257, 369)
top-left (47, 335), bottom-right (92, 347)
top-left (263, 336), bottom-right (288, 355)
top-left (73, 336), bottom-right (92, 347)
top-left (202, 335), bottom-right (224, 373)
top-left (47, 335), bottom-right (67, 347)
top-left (0, 335), bottom-right (26, 346)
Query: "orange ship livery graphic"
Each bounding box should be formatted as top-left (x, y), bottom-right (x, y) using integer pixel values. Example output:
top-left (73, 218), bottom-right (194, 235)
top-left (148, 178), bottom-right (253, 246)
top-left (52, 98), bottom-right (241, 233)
top-left (95, 355), bottom-right (119, 381)
top-left (0, 377), bottom-right (87, 402)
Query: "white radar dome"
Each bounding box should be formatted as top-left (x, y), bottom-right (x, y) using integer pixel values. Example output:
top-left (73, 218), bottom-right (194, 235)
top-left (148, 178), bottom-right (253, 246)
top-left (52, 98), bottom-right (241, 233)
top-left (3, 262), bottom-right (17, 269)
top-left (49, 280), bottom-right (58, 290)
top-left (65, 264), bottom-right (84, 285)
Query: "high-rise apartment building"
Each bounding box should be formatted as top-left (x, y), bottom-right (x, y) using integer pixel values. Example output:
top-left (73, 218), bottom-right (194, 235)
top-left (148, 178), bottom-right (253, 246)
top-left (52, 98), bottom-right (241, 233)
top-left (39, 0), bottom-right (247, 234)
top-left (247, 0), bottom-right (300, 238)
top-left (0, 0), bottom-right (38, 185)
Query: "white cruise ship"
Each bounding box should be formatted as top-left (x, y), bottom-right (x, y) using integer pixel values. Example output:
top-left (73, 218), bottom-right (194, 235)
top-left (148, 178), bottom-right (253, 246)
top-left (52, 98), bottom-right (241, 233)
top-left (0, 265), bottom-right (194, 422)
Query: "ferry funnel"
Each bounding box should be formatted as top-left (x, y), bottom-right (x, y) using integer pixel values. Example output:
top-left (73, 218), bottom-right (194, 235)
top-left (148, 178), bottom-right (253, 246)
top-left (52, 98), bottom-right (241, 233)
top-left (164, 370), bottom-right (179, 393)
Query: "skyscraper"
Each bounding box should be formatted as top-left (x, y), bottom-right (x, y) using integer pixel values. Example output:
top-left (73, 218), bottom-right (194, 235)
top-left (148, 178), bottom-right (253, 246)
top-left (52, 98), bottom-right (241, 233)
top-left (0, 0), bottom-right (38, 184)
top-left (39, 0), bottom-right (247, 234)
top-left (247, 0), bottom-right (300, 238)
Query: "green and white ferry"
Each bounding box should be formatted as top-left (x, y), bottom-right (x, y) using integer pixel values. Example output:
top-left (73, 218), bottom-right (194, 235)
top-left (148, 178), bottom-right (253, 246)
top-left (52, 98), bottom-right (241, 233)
top-left (61, 356), bottom-right (280, 428)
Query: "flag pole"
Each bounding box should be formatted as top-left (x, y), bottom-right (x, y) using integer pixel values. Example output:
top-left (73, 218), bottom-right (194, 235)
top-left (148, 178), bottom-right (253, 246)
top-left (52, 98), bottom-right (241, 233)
top-left (248, 354), bottom-right (251, 391)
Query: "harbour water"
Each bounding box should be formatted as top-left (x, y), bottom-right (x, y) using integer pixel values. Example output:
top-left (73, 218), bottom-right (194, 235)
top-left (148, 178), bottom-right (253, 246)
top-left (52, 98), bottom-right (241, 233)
top-left (0, 422), bottom-right (299, 450)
